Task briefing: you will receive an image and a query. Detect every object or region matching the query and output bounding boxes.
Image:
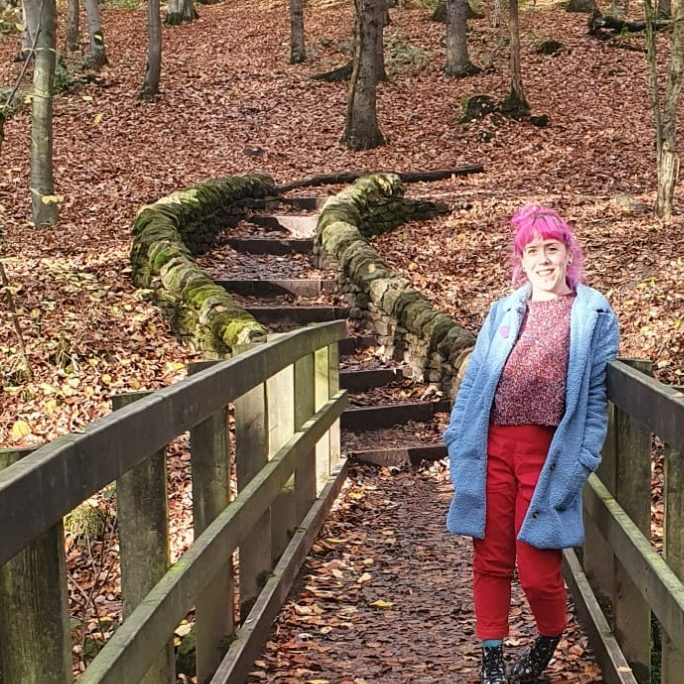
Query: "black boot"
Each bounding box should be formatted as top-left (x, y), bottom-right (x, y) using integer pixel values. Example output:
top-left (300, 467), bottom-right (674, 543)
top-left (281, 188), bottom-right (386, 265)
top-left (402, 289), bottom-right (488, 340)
top-left (510, 635), bottom-right (560, 682)
top-left (481, 644), bottom-right (508, 684)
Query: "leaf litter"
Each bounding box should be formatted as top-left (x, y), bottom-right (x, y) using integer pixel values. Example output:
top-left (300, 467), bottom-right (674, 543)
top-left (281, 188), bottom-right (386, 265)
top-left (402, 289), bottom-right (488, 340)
top-left (0, 0), bottom-right (682, 679)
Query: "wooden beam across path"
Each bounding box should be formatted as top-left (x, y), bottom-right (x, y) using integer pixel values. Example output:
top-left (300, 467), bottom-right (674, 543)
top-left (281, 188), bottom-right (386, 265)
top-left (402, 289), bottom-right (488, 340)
top-left (342, 399), bottom-right (451, 429)
top-left (275, 165), bottom-right (484, 193)
top-left (79, 392), bottom-right (348, 684)
top-left (220, 237), bottom-right (313, 255)
top-left (244, 304), bottom-right (350, 325)
top-left (217, 278), bottom-right (338, 298)
top-left (0, 321), bottom-right (346, 568)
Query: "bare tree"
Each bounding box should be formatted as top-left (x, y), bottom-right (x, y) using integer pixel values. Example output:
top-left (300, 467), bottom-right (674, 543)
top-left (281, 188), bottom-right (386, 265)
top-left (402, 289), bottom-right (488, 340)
top-left (141, 0), bottom-right (162, 99)
top-left (343, 0), bottom-right (385, 150)
top-left (445, 0), bottom-right (479, 77)
top-left (65, 0), bottom-right (80, 52)
top-left (165, 0), bottom-right (197, 25)
top-left (27, 0), bottom-right (59, 226)
top-left (289, 0), bottom-right (306, 63)
top-left (501, 0), bottom-right (529, 116)
top-left (657, 0), bottom-right (671, 16)
top-left (20, 0), bottom-right (39, 60)
top-left (493, 0), bottom-right (504, 27)
top-left (645, 0), bottom-right (684, 218)
top-left (84, 0), bottom-right (107, 67)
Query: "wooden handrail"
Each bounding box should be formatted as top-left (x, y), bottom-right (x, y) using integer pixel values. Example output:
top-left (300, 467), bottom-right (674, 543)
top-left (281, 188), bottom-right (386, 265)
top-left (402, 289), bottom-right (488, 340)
top-left (0, 320), bottom-right (345, 568)
top-left (607, 359), bottom-right (684, 450)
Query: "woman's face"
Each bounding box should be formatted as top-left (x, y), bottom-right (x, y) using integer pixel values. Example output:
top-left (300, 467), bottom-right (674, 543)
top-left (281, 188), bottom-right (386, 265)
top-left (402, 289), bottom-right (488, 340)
top-left (521, 237), bottom-right (572, 299)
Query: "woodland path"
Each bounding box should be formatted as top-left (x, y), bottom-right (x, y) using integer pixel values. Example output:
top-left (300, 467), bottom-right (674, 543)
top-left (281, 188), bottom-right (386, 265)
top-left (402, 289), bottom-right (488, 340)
top-left (196, 200), bottom-right (605, 684)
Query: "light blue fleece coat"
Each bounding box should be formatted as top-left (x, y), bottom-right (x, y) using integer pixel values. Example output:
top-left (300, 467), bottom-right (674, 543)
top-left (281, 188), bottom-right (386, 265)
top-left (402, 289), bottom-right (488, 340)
top-left (444, 283), bottom-right (620, 549)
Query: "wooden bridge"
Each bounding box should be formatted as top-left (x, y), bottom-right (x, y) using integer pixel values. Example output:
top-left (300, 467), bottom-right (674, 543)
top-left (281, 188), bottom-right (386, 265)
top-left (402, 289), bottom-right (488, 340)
top-left (1, 325), bottom-right (683, 683)
top-left (1, 179), bottom-right (684, 684)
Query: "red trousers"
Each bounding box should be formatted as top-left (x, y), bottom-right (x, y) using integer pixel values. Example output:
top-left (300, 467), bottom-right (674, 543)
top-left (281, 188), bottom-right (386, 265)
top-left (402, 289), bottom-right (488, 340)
top-left (472, 424), bottom-right (567, 640)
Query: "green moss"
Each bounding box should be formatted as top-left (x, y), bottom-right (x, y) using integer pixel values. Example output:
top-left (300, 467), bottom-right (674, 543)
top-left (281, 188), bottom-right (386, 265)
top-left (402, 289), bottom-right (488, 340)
top-left (394, 291), bottom-right (423, 322)
top-left (130, 174), bottom-right (275, 354)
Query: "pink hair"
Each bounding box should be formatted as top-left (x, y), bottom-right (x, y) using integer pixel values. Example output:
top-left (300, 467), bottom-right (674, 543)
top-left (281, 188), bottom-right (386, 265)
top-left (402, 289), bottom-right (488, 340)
top-left (510, 204), bottom-right (583, 287)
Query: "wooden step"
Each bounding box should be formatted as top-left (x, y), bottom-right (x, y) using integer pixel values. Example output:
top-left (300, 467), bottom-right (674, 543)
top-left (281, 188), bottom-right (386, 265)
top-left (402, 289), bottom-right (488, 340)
top-left (340, 368), bottom-right (403, 391)
top-left (243, 214), bottom-right (318, 238)
top-left (338, 335), bottom-right (376, 356)
top-left (346, 445), bottom-right (446, 467)
top-left (221, 237), bottom-right (313, 255)
top-left (341, 400), bottom-right (451, 430)
top-left (218, 279), bottom-right (337, 298)
top-left (231, 196), bottom-right (327, 211)
top-left (245, 305), bottom-right (350, 325)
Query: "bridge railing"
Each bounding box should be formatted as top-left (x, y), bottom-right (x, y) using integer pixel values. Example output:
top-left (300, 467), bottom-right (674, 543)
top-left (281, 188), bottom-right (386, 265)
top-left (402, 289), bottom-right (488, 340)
top-left (564, 359), bottom-right (684, 684)
top-left (0, 320), bottom-right (347, 684)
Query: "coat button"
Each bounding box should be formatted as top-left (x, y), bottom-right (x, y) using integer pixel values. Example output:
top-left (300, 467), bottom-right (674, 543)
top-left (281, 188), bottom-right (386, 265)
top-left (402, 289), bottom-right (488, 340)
top-left (532, 511), bottom-right (540, 519)
top-left (549, 463), bottom-right (556, 471)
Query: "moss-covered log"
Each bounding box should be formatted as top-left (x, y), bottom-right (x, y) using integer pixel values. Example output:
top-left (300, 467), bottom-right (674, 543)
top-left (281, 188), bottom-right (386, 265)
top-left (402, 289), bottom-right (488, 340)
top-left (130, 174), bottom-right (276, 356)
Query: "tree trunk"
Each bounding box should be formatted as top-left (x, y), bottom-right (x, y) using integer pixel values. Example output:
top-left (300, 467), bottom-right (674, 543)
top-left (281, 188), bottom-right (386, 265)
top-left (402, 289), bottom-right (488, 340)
top-left (445, 0), bottom-right (479, 77)
top-left (164, 0), bottom-right (197, 25)
top-left (504, 0), bottom-right (529, 114)
top-left (375, 3), bottom-right (387, 80)
top-left (611, 0), bottom-right (629, 17)
top-left (141, 0), bottom-right (162, 100)
top-left (289, 0), bottom-right (306, 63)
top-left (84, 0), bottom-right (107, 68)
top-left (657, 0), bottom-right (671, 16)
top-left (493, 0), bottom-right (504, 26)
top-left (65, 0), bottom-right (80, 52)
top-left (20, 0), bottom-right (40, 60)
top-left (343, 0), bottom-right (385, 150)
top-left (27, 0), bottom-right (58, 227)
top-left (647, 0), bottom-right (684, 218)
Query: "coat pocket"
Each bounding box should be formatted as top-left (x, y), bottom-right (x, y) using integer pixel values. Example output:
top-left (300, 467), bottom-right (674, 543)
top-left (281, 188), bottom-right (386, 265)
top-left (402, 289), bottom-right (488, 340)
top-left (552, 448), bottom-right (600, 511)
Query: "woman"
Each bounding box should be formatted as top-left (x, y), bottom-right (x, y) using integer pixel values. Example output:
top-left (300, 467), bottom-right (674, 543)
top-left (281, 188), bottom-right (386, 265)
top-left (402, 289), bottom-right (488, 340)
top-left (443, 205), bottom-right (620, 684)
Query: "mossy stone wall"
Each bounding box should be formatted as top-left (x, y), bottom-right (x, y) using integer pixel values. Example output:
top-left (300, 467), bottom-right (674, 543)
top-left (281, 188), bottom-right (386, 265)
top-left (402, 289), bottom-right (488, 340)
top-left (315, 173), bottom-right (475, 394)
top-left (130, 175), bottom-right (276, 357)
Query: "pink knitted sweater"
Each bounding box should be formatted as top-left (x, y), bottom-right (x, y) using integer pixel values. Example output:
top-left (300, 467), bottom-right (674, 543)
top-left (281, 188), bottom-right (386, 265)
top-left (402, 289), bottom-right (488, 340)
top-left (491, 295), bottom-right (575, 427)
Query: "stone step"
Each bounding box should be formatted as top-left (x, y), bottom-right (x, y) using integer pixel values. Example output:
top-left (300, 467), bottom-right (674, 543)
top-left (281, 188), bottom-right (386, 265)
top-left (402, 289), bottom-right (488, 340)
top-left (220, 237), bottom-right (313, 255)
top-left (232, 196), bottom-right (327, 211)
top-left (245, 305), bottom-right (350, 325)
top-left (341, 400), bottom-right (451, 430)
top-left (340, 368), bottom-right (403, 392)
top-left (338, 335), bottom-right (376, 357)
top-left (218, 279), bottom-right (337, 298)
top-left (346, 445), bottom-right (446, 467)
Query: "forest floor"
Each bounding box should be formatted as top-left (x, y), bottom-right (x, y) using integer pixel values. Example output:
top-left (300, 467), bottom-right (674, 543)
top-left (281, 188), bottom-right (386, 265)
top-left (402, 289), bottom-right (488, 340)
top-left (1, 0), bottom-right (682, 444)
top-left (1, 0), bottom-right (683, 680)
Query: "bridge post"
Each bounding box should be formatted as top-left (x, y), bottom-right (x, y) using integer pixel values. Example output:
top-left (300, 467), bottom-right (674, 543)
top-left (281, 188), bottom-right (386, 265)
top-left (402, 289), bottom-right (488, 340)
top-left (233, 346), bottom-right (272, 620)
top-left (266, 346), bottom-right (296, 564)
top-left (315, 346), bottom-right (333, 492)
top-left (112, 393), bottom-right (175, 684)
top-left (188, 361), bottom-right (233, 683)
top-left (613, 359), bottom-right (653, 684)
top-left (662, 442), bottom-right (684, 682)
top-left (583, 402), bottom-right (618, 620)
top-left (0, 448), bottom-right (72, 684)
top-left (294, 351), bottom-right (317, 522)
top-left (328, 340), bottom-right (342, 472)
